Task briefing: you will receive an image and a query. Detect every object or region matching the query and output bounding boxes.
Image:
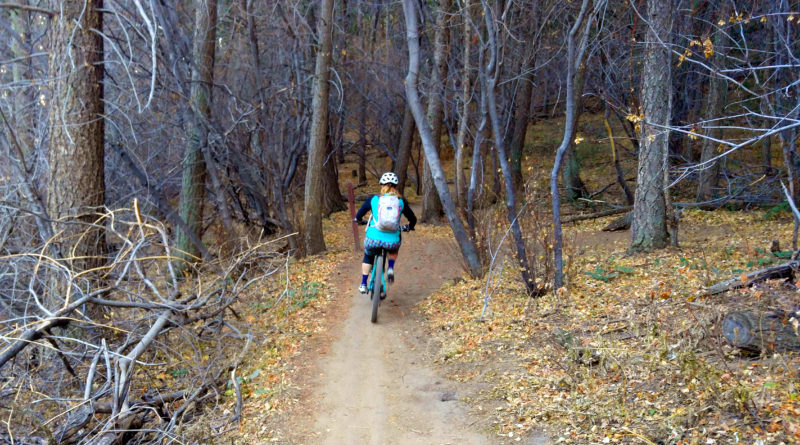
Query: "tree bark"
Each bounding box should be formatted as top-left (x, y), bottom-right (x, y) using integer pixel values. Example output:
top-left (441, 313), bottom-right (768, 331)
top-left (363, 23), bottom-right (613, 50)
top-left (304, 0), bottom-right (335, 255)
top-left (176, 0), bottom-right (217, 267)
top-left (695, 9), bottom-right (727, 203)
top-left (47, 0), bottom-right (106, 273)
top-left (322, 141), bottom-right (346, 216)
top-left (561, 68), bottom-right (588, 201)
top-left (420, 0), bottom-right (451, 223)
top-left (630, 0), bottom-right (673, 252)
top-left (396, 105), bottom-right (415, 196)
top-left (508, 65), bottom-right (534, 194)
top-left (454, 0), bottom-right (472, 208)
top-left (403, 0), bottom-right (482, 277)
top-left (479, 0), bottom-right (535, 293)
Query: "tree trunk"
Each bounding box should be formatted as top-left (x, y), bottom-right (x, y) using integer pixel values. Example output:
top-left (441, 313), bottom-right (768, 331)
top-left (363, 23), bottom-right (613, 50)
top-left (176, 0), bottom-right (217, 268)
top-left (561, 69), bottom-right (588, 201)
top-left (420, 0), bottom-right (451, 223)
top-left (357, 94), bottom-right (368, 185)
top-left (695, 10), bottom-right (727, 203)
top-left (480, 0), bottom-right (535, 293)
top-left (630, 0), bottom-right (672, 252)
top-left (402, 0), bottom-right (482, 277)
top-left (304, 0), bottom-right (335, 255)
top-left (323, 142), bottom-right (346, 216)
top-left (550, 0), bottom-right (596, 290)
top-left (47, 0), bottom-right (106, 274)
top-left (604, 106), bottom-right (634, 204)
top-left (508, 66), bottom-right (534, 194)
top-left (454, 0), bottom-right (472, 208)
top-left (396, 105), bottom-right (415, 196)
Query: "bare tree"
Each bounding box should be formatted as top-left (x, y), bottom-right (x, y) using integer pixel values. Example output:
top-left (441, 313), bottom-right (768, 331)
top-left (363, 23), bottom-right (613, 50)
top-left (176, 0), bottom-right (217, 268)
top-left (304, 0), bottom-right (336, 255)
top-left (420, 0), bottom-right (451, 223)
top-left (402, 0), bottom-right (482, 277)
top-left (551, 0), bottom-right (600, 290)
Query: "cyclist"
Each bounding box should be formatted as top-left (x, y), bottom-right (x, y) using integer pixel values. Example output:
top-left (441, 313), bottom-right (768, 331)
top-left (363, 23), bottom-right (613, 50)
top-left (354, 172), bottom-right (417, 294)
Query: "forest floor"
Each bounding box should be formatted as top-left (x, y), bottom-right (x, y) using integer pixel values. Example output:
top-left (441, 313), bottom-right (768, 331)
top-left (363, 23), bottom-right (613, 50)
top-left (209, 203), bottom-right (799, 445)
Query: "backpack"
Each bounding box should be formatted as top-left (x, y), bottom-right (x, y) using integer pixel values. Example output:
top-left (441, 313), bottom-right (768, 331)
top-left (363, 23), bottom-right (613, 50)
top-left (373, 195), bottom-right (401, 232)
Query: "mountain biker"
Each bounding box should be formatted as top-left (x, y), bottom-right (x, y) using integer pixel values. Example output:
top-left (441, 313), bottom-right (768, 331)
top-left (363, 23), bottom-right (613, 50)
top-left (353, 172), bottom-right (417, 294)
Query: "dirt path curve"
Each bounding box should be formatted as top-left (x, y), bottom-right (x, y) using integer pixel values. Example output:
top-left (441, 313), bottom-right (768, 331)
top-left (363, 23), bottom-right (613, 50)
top-left (294, 231), bottom-right (492, 445)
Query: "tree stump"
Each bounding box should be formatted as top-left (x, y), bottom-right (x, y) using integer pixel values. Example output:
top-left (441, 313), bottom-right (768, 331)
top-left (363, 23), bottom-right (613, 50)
top-left (722, 310), bottom-right (800, 353)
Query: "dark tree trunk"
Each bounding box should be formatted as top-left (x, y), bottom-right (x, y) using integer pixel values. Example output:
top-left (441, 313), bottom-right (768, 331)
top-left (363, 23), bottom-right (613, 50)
top-left (454, 0), bottom-right (472, 208)
top-left (508, 66), bottom-right (534, 194)
top-left (323, 142), bottom-right (346, 216)
top-left (561, 69), bottom-right (588, 202)
top-left (696, 8), bottom-right (727, 203)
top-left (304, 0), bottom-right (335, 254)
top-left (47, 0), bottom-right (106, 274)
top-left (630, 0), bottom-right (673, 252)
top-left (396, 105), bottom-right (415, 196)
top-left (176, 0), bottom-right (217, 267)
top-left (480, 0), bottom-right (535, 293)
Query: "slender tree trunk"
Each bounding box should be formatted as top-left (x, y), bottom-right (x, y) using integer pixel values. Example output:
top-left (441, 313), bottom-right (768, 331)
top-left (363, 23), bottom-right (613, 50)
top-left (508, 68), bottom-right (534, 194)
top-left (696, 10), bottom-right (727, 203)
top-left (454, 0), bottom-right (472, 208)
top-left (480, 0), bottom-right (535, 293)
top-left (420, 0), bottom-right (451, 223)
top-left (402, 0), bottom-right (482, 277)
top-left (467, 85), bottom-right (489, 237)
top-left (630, 0), bottom-right (673, 252)
top-left (762, 135), bottom-right (773, 175)
top-left (47, 0), bottom-right (106, 274)
top-left (304, 0), bottom-right (335, 255)
top-left (604, 106), bottom-right (634, 205)
top-left (551, 0), bottom-right (596, 290)
top-left (396, 105), bottom-right (415, 196)
top-left (561, 68), bottom-right (588, 201)
top-left (357, 94), bottom-right (368, 185)
top-left (176, 0), bottom-right (217, 267)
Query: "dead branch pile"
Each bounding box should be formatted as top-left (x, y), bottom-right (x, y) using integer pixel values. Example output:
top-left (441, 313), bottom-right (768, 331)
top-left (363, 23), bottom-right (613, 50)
top-left (0, 206), bottom-right (287, 444)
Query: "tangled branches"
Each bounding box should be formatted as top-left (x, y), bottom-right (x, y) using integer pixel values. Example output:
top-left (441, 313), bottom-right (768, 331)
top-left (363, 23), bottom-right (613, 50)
top-left (0, 205), bottom-right (287, 444)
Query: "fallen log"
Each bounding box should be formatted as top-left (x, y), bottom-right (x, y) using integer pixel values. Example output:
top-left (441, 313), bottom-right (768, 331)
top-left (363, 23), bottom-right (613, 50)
top-left (701, 261), bottom-right (798, 296)
top-left (561, 206), bottom-right (632, 224)
top-left (602, 212), bottom-right (632, 232)
top-left (722, 310), bottom-right (800, 353)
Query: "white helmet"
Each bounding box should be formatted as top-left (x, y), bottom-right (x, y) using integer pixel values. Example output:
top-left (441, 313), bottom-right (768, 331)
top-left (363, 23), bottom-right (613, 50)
top-left (379, 172), bottom-right (399, 185)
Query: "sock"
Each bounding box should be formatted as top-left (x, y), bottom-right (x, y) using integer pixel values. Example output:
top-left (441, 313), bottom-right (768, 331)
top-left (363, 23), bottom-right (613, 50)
top-left (388, 259), bottom-right (395, 270)
top-left (361, 274), bottom-right (368, 285)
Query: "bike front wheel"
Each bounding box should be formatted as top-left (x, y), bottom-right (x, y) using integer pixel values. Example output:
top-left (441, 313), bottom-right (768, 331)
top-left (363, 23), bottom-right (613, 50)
top-left (370, 254), bottom-right (383, 323)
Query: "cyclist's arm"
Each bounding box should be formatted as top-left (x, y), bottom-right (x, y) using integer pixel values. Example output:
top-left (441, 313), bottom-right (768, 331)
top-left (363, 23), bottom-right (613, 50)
top-left (401, 202), bottom-right (417, 230)
top-left (355, 195), bottom-right (376, 223)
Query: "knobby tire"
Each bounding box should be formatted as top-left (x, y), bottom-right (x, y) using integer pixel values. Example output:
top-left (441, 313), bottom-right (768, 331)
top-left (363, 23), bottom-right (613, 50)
top-left (371, 254), bottom-right (383, 323)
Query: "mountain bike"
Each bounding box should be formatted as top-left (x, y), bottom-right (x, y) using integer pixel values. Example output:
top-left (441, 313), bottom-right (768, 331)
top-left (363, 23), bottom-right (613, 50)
top-left (365, 225), bottom-right (411, 323)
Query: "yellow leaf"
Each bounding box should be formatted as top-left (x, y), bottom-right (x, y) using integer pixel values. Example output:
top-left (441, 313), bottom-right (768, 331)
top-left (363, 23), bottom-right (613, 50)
top-left (717, 19), bottom-right (726, 26)
top-left (760, 16), bottom-right (768, 23)
top-left (341, 49), bottom-right (347, 56)
top-left (574, 136), bottom-right (585, 145)
top-left (703, 38), bottom-right (714, 58)
top-left (740, 272), bottom-right (748, 285)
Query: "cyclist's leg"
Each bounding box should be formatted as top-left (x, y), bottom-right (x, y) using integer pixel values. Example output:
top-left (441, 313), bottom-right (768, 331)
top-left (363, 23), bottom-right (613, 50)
top-left (386, 248), bottom-right (399, 282)
top-left (360, 243), bottom-right (379, 293)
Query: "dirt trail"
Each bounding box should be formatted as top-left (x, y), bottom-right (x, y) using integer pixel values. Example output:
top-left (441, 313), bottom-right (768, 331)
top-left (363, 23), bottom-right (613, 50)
top-left (294, 232), bottom-right (494, 445)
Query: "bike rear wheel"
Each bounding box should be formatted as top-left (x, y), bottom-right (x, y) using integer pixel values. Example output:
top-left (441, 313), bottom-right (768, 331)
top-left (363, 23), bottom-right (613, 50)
top-left (370, 254), bottom-right (383, 323)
